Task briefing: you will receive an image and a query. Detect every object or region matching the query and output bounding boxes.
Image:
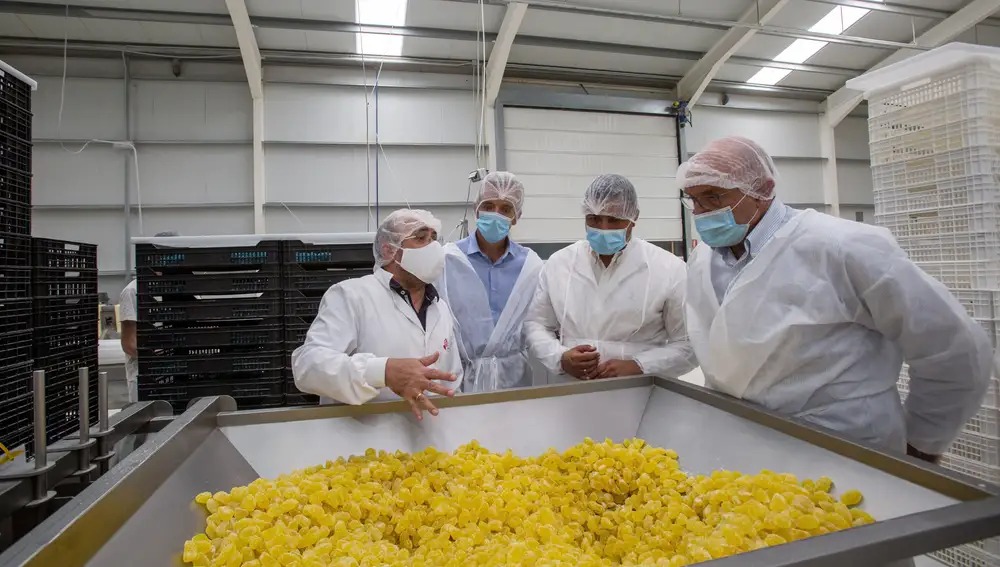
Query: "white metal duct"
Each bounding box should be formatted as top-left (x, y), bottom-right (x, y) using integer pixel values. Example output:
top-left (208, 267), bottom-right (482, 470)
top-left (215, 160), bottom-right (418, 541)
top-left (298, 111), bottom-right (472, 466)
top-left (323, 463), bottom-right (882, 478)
top-left (502, 107), bottom-right (681, 243)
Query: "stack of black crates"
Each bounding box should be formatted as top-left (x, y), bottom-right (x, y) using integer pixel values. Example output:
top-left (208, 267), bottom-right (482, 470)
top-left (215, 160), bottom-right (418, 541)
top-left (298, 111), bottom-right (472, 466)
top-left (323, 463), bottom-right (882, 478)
top-left (134, 236), bottom-right (374, 410)
top-left (134, 241), bottom-right (285, 412)
top-left (31, 238), bottom-right (99, 444)
top-left (0, 67), bottom-right (34, 451)
top-left (282, 239), bottom-right (372, 405)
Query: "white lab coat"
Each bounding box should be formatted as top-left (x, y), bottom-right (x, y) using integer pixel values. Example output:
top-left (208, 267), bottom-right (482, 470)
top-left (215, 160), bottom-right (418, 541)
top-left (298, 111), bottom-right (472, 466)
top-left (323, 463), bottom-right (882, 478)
top-left (686, 208), bottom-right (993, 455)
top-left (523, 239), bottom-right (696, 382)
top-left (291, 268), bottom-right (463, 405)
top-left (436, 243), bottom-right (543, 392)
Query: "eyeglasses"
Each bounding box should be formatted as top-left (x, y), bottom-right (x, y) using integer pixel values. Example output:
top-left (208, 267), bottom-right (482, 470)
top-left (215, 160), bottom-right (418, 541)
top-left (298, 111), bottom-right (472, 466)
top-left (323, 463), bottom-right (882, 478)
top-left (680, 192), bottom-right (727, 211)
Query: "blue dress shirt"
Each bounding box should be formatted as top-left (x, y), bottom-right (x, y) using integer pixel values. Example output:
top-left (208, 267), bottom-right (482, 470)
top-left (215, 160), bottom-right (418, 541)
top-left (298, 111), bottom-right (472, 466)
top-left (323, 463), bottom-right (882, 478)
top-left (456, 234), bottom-right (529, 324)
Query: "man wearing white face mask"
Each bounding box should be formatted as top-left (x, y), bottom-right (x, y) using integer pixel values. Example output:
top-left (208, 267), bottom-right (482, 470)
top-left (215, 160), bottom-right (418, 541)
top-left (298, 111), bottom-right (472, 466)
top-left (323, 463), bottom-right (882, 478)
top-left (524, 174), bottom-right (696, 383)
top-left (437, 172), bottom-right (544, 392)
top-left (292, 209), bottom-right (463, 420)
top-left (682, 136), bottom-right (992, 461)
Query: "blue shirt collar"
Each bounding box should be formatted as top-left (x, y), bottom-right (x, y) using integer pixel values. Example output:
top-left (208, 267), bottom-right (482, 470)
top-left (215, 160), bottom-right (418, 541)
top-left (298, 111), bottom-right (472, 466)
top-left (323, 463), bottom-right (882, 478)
top-left (461, 233), bottom-right (522, 265)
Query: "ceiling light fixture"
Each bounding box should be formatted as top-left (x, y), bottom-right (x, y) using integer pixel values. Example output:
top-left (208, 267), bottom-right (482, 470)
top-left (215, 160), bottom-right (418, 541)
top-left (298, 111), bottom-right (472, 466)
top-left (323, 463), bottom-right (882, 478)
top-left (356, 0), bottom-right (408, 57)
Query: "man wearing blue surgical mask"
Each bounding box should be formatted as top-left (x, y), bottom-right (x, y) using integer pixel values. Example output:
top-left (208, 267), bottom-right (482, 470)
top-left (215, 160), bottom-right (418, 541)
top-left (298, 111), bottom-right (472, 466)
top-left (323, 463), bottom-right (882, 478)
top-left (682, 136), bottom-right (992, 463)
top-left (524, 174), bottom-right (695, 383)
top-left (437, 172), bottom-right (543, 392)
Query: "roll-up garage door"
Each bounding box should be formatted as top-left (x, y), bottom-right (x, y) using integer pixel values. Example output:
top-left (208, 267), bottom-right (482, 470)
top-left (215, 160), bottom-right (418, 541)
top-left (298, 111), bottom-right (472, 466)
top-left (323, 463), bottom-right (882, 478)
top-left (502, 107), bottom-right (682, 248)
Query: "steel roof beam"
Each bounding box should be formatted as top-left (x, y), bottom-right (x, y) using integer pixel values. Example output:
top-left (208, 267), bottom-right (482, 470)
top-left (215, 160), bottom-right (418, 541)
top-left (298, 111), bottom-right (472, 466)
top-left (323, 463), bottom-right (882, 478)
top-left (677, 0), bottom-right (791, 107)
top-left (485, 2), bottom-right (528, 106)
top-left (823, 0), bottom-right (1000, 127)
top-left (807, 0), bottom-right (1000, 26)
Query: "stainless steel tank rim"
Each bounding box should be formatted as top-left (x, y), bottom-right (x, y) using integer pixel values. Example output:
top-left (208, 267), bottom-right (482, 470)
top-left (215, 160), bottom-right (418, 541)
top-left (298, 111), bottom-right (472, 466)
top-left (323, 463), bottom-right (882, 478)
top-left (2, 377), bottom-right (999, 567)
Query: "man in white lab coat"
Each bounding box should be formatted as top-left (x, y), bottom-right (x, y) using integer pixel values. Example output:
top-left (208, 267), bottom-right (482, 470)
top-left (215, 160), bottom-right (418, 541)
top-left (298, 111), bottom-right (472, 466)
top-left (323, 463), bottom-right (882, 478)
top-left (524, 174), bottom-right (696, 383)
top-left (437, 172), bottom-right (544, 392)
top-left (292, 209), bottom-right (463, 420)
top-left (682, 135), bottom-right (993, 460)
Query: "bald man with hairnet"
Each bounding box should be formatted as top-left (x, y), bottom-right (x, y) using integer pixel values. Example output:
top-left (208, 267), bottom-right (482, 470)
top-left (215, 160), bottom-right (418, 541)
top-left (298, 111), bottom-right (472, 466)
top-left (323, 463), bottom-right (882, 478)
top-left (682, 135), bottom-right (993, 462)
top-left (524, 174), bottom-right (696, 383)
top-left (436, 172), bottom-right (544, 392)
top-left (292, 209), bottom-right (462, 419)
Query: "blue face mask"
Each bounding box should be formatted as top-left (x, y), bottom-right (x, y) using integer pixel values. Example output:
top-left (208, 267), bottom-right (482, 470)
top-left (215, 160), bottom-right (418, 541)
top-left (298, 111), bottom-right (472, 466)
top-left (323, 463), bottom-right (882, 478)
top-left (476, 211), bottom-right (512, 243)
top-left (586, 227), bottom-right (628, 256)
top-left (693, 197), bottom-right (756, 248)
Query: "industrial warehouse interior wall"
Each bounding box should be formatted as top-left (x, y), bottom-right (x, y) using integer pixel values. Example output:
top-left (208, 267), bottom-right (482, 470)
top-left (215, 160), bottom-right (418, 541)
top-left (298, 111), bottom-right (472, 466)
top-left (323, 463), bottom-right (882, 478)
top-left (262, 80), bottom-right (485, 241)
top-left (17, 56), bottom-right (254, 300)
top-left (684, 105), bottom-right (874, 223)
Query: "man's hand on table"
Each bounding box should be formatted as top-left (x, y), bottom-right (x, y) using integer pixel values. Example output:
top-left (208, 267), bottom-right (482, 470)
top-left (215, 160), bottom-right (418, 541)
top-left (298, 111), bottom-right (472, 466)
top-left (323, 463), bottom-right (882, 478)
top-left (385, 352), bottom-right (456, 420)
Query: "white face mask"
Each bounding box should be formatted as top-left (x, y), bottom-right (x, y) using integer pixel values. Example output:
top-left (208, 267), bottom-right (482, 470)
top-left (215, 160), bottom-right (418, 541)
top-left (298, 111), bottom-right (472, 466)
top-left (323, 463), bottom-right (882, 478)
top-left (398, 241), bottom-right (445, 283)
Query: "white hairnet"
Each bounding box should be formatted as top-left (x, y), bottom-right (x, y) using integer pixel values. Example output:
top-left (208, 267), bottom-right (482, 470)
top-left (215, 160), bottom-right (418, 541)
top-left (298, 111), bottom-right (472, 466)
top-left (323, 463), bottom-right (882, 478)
top-left (373, 209), bottom-right (443, 267)
top-left (677, 136), bottom-right (779, 201)
top-left (476, 171), bottom-right (524, 218)
top-left (582, 174), bottom-right (639, 221)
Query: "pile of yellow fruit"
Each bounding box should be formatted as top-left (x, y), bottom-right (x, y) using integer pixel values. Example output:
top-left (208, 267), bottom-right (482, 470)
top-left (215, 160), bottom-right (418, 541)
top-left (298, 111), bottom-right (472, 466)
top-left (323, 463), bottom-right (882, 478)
top-left (182, 438), bottom-right (873, 567)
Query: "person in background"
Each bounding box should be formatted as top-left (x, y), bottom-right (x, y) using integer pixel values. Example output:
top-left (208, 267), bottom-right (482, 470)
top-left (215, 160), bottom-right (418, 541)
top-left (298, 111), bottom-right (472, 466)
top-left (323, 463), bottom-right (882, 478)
top-left (292, 209), bottom-right (463, 419)
top-left (118, 230), bottom-right (179, 405)
top-left (437, 172), bottom-right (543, 392)
top-left (681, 135), bottom-right (993, 460)
top-left (524, 174), bottom-right (696, 382)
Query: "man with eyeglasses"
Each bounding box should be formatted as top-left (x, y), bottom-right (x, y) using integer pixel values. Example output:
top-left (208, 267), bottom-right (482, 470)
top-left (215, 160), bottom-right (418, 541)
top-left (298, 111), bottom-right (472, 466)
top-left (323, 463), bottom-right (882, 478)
top-left (681, 135), bottom-right (992, 462)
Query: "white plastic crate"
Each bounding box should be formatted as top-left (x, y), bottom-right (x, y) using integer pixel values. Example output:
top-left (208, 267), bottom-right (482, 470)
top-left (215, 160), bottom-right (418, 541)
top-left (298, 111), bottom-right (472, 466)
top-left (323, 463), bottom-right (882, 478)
top-left (949, 431), bottom-right (1000, 467)
top-left (932, 541), bottom-right (1000, 567)
top-left (872, 147), bottom-right (1000, 191)
top-left (875, 175), bottom-right (1000, 216)
top-left (966, 406), bottom-right (1000, 438)
top-left (847, 44), bottom-right (1000, 116)
top-left (972, 539), bottom-right (1000, 560)
top-left (915, 261), bottom-right (1000, 291)
top-left (868, 90), bottom-right (1000, 143)
top-left (940, 452), bottom-right (1000, 486)
top-left (876, 203), bottom-right (1000, 240)
top-left (896, 232), bottom-right (1000, 263)
top-left (897, 376), bottom-right (999, 410)
top-left (950, 290), bottom-right (1000, 323)
top-left (870, 119), bottom-right (1000, 166)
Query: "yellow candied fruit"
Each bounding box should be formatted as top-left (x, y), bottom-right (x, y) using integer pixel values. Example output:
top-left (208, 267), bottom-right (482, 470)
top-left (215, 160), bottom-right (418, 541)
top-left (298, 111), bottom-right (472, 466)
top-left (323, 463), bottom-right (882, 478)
top-left (181, 439), bottom-right (874, 567)
top-left (840, 489), bottom-right (863, 507)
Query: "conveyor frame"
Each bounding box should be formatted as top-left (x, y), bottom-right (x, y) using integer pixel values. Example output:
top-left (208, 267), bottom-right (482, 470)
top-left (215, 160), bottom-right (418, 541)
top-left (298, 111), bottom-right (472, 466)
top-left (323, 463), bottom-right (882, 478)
top-left (1, 376), bottom-right (998, 567)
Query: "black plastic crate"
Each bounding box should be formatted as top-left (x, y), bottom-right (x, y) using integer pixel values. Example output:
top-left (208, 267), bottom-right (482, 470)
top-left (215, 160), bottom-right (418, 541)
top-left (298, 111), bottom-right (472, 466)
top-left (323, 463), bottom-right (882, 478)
top-left (45, 388), bottom-right (98, 445)
top-left (283, 264), bottom-right (371, 295)
top-left (0, 233), bottom-right (30, 266)
top-left (0, 266), bottom-right (29, 299)
top-left (0, 330), bottom-right (31, 366)
top-left (0, 103), bottom-right (31, 141)
top-left (0, 166), bottom-right (30, 206)
top-left (139, 324), bottom-right (282, 350)
top-left (0, 198), bottom-right (29, 235)
top-left (136, 241), bottom-right (281, 271)
top-left (0, 359), bottom-right (32, 403)
top-left (0, 298), bottom-right (30, 335)
top-left (140, 372), bottom-right (283, 413)
top-left (138, 266), bottom-right (281, 297)
top-left (0, 130), bottom-right (30, 173)
top-left (284, 241), bottom-right (371, 267)
top-left (0, 71), bottom-right (32, 114)
top-left (31, 268), bottom-right (98, 298)
top-left (32, 295), bottom-right (96, 327)
top-left (283, 370), bottom-right (319, 406)
top-left (32, 323), bottom-right (97, 360)
top-left (284, 325), bottom-right (309, 346)
top-left (32, 238), bottom-right (97, 271)
top-left (283, 294), bottom-right (322, 321)
top-left (0, 393), bottom-right (32, 452)
top-left (35, 352), bottom-right (98, 382)
top-left (138, 293), bottom-right (282, 324)
top-left (140, 352), bottom-right (283, 375)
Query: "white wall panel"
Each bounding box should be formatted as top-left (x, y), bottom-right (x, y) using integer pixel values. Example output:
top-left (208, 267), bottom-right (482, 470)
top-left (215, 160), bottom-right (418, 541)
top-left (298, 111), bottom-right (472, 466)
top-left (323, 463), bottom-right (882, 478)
top-left (835, 117), bottom-right (871, 161)
top-left (685, 107), bottom-right (821, 158)
top-left (264, 84), bottom-right (478, 146)
top-left (132, 80), bottom-right (252, 141)
top-left (771, 159), bottom-right (825, 206)
top-left (33, 210), bottom-right (126, 273)
top-left (265, 145), bottom-right (479, 204)
top-left (265, 205), bottom-right (468, 239)
top-left (130, 144), bottom-right (252, 205)
top-left (132, 207), bottom-right (254, 237)
top-left (32, 143), bottom-right (126, 206)
top-left (504, 107), bottom-right (680, 242)
top-left (32, 77), bottom-right (125, 140)
top-left (837, 160), bottom-right (875, 205)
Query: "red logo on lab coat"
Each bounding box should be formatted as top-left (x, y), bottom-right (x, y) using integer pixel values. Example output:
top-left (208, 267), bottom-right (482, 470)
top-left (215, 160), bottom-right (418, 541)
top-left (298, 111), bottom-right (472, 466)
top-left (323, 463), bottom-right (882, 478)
top-left (443, 339), bottom-right (449, 351)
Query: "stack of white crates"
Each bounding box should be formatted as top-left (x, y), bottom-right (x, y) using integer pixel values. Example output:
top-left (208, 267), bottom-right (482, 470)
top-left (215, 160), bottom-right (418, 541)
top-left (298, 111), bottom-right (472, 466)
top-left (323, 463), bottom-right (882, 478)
top-left (848, 43), bottom-right (1000, 567)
